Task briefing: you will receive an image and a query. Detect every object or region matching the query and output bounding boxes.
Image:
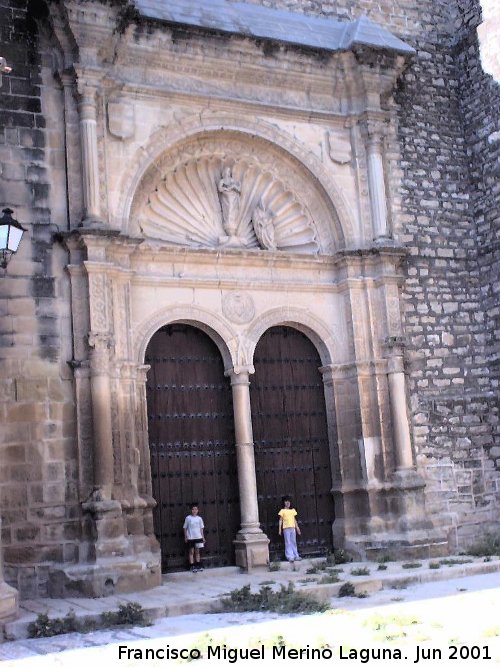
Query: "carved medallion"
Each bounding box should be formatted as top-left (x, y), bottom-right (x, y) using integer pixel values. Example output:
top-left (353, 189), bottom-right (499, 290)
top-left (222, 292), bottom-right (255, 324)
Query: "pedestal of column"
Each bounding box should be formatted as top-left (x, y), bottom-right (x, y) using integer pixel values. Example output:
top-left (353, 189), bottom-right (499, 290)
top-left (0, 518), bottom-right (18, 623)
top-left (227, 368), bottom-right (269, 570)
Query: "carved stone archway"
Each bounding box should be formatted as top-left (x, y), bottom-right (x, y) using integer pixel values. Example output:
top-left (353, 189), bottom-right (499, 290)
top-left (119, 117), bottom-right (357, 250)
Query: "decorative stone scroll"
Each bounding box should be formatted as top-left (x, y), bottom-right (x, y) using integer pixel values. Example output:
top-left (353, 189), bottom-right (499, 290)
top-left (139, 157), bottom-right (319, 254)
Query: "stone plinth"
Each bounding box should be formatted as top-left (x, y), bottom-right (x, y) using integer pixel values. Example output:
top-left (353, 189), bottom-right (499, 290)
top-left (48, 554), bottom-right (161, 598)
top-left (0, 582), bottom-right (18, 623)
top-left (234, 532), bottom-right (270, 571)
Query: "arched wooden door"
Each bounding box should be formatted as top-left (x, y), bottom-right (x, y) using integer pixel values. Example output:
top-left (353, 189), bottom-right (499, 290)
top-left (250, 326), bottom-right (334, 559)
top-left (145, 324), bottom-right (240, 571)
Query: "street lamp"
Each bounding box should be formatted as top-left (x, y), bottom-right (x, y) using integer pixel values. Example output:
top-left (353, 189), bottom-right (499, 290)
top-left (0, 208), bottom-right (27, 270)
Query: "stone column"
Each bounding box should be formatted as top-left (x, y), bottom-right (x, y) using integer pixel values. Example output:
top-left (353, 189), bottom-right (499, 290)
top-left (362, 117), bottom-right (390, 242)
top-left (226, 367), bottom-right (269, 570)
top-left (78, 85), bottom-right (101, 225)
top-left (384, 341), bottom-right (414, 471)
top-left (87, 331), bottom-right (116, 500)
top-left (0, 518), bottom-right (18, 622)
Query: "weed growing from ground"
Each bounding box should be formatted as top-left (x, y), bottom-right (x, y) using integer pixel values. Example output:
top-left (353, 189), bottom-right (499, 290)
top-left (27, 611), bottom-right (79, 638)
top-left (465, 534), bottom-right (500, 558)
top-left (318, 573), bottom-right (340, 585)
top-left (338, 582), bottom-right (355, 597)
top-left (27, 602), bottom-right (149, 639)
top-left (221, 583), bottom-right (329, 614)
top-left (377, 554), bottom-right (392, 564)
top-left (429, 562), bottom-right (441, 569)
top-left (269, 561), bottom-right (281, 572)
top-left (332, 549), bottom-right (352, 564)
top-left (100, 602), bottom-right (150, 628)
top-left (377, 564), bottom-right (388, 571)
top-left (401, 562), bottom-right (422, 569)
top-left (350, 567), bottom-right (370, 576)
top-left (306, 561), bottom-right (327, 575)
top-left (439, 558), bottom-right (473, 566)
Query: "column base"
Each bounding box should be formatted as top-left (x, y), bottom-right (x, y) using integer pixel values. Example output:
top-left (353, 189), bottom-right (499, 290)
top-left (81, 499), bottom-right (131, 560)
top-left (234, 532), bottom-right (270, 571)
top-left (47, 500), bottom-right (161, 597)
top-left (0, 581), bottom-right (18, 623)
top-left (48, 553), bottom-right (161, 598)
top-left (332, 469), bottom-right (450, 561)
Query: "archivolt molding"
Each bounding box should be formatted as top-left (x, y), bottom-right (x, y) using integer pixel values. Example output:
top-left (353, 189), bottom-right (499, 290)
top-left (135, 304), bottom-right (236, 370)
top-left (118, 114), bottom-right (357, 251)
top-left (245, 307), bottom-right (337, 367)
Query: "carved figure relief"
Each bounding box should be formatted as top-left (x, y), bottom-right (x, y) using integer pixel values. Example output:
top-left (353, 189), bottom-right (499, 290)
top-left (139, 157), bottom-right (319, 254)
top-left (252, 201), bottom-right (277, 250)
top-left (222, 291), bottom-right (255, 324)
top-left (218, 166), bottom-right (242, 244)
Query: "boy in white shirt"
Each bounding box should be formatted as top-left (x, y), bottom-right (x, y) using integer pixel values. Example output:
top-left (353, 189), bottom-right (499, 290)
top-left (183, 503), bottom-right (205, 572)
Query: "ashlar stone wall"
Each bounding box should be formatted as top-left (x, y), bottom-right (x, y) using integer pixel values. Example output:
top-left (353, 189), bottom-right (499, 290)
top-left (0, 0), bottom-right (80, 597)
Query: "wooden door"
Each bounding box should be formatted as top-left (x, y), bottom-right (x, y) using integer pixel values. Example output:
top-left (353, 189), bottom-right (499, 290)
top-left (250, 326), bottom-right (334, 558)
top-left (146, 324), bottom-right (240, 571)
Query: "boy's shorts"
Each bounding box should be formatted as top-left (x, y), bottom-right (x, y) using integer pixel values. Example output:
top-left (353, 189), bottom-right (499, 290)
top-left (187, 539), bottom-right (203, 549)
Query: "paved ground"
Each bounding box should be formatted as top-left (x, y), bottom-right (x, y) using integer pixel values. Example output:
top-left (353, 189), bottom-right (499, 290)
top-left (1, 556), bottom-right (499, 666)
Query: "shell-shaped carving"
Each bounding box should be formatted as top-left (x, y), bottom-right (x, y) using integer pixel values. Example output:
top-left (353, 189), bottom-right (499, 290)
top-left (139, 158), bottom-right (319, 253)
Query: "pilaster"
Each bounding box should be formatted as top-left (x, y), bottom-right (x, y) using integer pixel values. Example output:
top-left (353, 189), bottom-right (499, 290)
top-left (76, 71), bottom-right (104, 226)
top-left (360, 114), bottom-right (391, 242)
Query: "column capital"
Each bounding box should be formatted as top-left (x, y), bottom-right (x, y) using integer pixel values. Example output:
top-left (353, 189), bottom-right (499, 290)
top-left (225, 365), bottom-right (255, 383)
top-left (137, 364), bottom-right (151, 383)
top-left (359, 113), bottom-right (389, 145)
top-left (383, 336), bottom-right (407, 367)
top-left (88, 331), bottom-right (114, 372)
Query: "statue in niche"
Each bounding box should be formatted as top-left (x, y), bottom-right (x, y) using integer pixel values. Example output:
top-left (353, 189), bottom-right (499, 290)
top-left (252, 201), bottom-right (277, 250)
top-left (218, 166), bottom-right (241, 238)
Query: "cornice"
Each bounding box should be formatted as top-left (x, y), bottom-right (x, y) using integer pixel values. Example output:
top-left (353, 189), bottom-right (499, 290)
top-left (57, 2), bottom-right (408, 113)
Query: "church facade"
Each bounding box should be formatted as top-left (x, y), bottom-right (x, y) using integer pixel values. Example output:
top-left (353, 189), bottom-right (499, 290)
top-left (0, 0), bottom-right (498, 618)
